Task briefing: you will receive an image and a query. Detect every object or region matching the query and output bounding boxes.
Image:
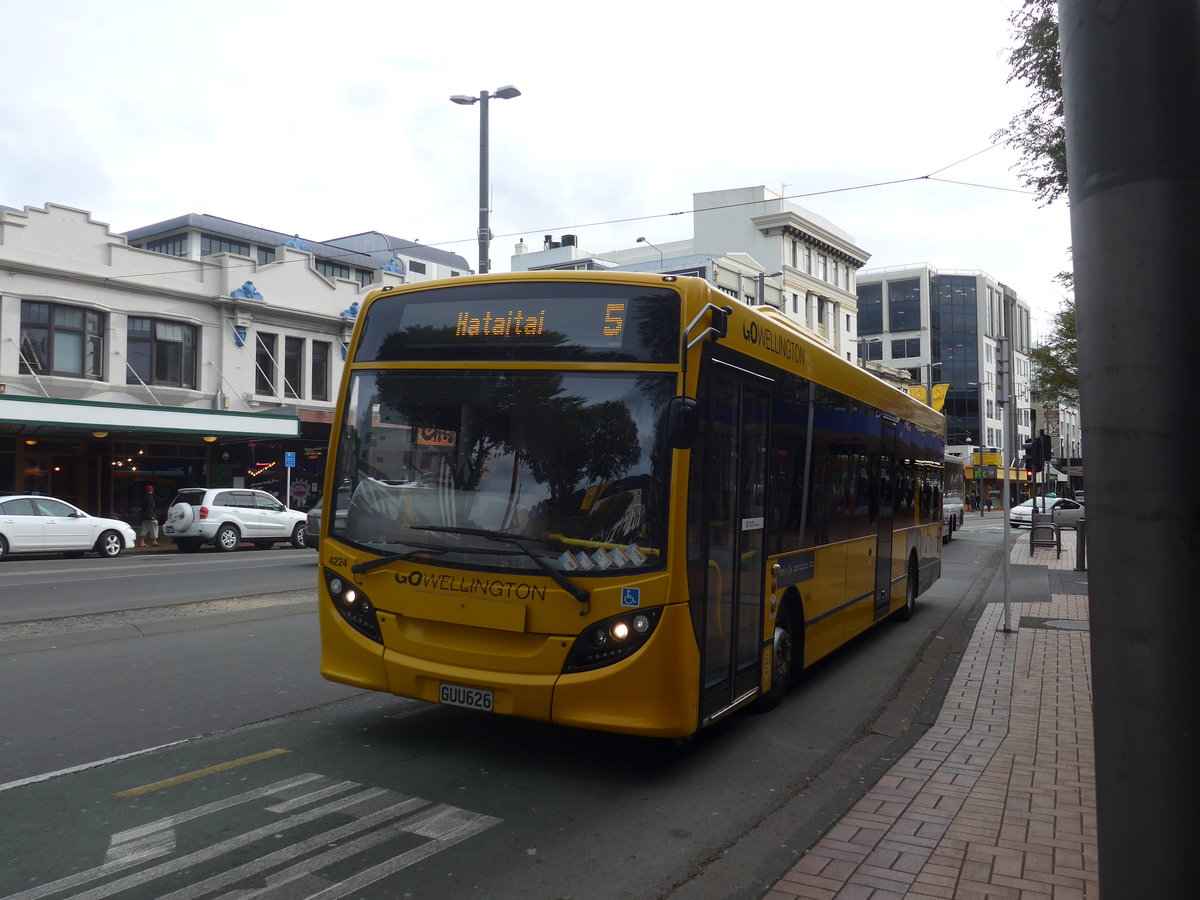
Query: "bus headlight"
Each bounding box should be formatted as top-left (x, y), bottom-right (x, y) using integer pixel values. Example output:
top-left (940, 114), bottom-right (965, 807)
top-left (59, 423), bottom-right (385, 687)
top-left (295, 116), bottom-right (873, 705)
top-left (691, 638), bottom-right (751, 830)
top-left (563, 607), bottom-right (662, 673)
top-left (324, 567), bottom-right (382, 643)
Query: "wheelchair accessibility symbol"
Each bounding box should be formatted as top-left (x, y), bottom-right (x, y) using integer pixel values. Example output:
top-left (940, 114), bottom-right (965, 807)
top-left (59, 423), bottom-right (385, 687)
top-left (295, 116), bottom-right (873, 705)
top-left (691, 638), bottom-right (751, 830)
top-left (620, 587), bottom-right (640, 608)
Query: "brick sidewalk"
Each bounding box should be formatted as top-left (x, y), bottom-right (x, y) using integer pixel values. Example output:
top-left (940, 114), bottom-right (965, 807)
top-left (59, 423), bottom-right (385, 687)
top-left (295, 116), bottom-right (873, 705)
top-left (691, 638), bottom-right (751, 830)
top-left (766, 529), bottom-right (1098, 899)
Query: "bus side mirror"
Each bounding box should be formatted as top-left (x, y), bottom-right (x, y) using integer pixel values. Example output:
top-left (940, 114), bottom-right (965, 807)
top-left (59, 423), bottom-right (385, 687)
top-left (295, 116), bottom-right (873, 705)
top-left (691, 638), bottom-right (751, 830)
top-left (668, 396), bottom-right (699, 449)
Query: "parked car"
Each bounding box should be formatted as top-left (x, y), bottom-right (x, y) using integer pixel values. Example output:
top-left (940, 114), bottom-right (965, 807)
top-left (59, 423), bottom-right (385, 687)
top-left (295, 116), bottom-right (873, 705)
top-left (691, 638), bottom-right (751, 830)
top-left (164, 488), bottom-right (307, 552)
top-left (0, 494), bottom-right (137, 560)
top-left (303, 489), bottom-right (352, 549)
top-left (1074, 490), bottom-right (1086, 504)
top-left (304, 498), bottom-right (323, 549)
top-left (1009, 496), bottom-right (1085, 529)
top-left (942, 492), bottom-right (965, 543)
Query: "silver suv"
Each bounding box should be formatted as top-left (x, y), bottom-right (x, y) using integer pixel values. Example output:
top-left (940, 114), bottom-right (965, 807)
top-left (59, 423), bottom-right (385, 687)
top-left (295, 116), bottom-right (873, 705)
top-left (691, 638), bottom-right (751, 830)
top-left (164, 488), bottom-right (308, 552)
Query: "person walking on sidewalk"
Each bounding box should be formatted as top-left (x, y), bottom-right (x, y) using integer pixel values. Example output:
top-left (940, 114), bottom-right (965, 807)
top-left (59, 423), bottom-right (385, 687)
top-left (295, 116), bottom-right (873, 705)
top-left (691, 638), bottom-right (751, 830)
top-left (139, 484), bottom-right (160, 547)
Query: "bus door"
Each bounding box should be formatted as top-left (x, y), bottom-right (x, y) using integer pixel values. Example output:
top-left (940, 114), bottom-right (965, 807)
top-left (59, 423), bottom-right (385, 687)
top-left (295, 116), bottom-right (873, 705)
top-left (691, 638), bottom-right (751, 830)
top-left (874, 415), bottom-right (898, 619)
top-left (699, 365), bottom-right (771, 723)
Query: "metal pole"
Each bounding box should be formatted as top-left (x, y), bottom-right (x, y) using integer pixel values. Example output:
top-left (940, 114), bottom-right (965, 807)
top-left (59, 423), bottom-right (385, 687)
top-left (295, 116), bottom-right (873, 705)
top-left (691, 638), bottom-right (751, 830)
top-left (978, 383), bottom-right (985, 516)
top-left (477, 91), bottom-right (491, 275)
top-left (997, 337), bottom-right (1012, 632)
top-left (1061, 2), bottom-right (1200, 894)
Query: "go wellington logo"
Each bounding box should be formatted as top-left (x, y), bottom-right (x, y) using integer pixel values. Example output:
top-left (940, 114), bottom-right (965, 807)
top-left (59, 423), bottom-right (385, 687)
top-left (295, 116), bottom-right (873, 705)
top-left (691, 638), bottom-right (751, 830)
top-left (741, 320), bottom-right (806, 364)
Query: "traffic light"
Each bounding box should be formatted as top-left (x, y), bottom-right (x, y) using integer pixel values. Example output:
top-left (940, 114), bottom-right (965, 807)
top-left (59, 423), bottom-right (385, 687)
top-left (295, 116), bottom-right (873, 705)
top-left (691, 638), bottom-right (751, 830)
top-left (1021, 437), bottom-right (1037, 471)
top-left (1040, 432), bottom-right (1051, 465)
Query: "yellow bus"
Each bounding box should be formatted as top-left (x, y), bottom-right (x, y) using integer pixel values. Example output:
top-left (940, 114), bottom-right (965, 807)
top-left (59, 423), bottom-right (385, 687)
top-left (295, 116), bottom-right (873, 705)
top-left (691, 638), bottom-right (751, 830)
top-left (318, 271), bottom-right (945, 738)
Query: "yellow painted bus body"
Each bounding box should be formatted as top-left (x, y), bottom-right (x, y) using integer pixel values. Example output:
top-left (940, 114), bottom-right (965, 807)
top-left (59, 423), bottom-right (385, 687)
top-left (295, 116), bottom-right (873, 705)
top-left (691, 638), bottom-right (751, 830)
top-left (318, 271), bottom-right (944, 738)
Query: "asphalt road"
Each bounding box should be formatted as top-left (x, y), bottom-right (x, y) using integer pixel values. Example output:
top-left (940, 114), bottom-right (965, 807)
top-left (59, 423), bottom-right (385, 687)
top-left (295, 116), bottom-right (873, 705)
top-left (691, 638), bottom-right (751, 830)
top-left (0, 520), bottom-right (1004, 899)
top-left (0, 545), bottom-right (318, 623)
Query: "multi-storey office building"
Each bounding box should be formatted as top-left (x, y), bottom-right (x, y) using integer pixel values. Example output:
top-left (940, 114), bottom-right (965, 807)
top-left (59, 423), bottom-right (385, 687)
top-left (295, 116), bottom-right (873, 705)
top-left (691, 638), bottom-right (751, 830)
top-left (856, 264), bottom-right (1034, 501)
top-left (0, 203), bottom-right (468, 522)
top-left (511, 186), bottom-right (870, 360)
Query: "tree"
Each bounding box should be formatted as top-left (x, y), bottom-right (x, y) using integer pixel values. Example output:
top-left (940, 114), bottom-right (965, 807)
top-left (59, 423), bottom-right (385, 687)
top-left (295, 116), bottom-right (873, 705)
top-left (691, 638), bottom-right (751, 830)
top-left (994, 0), bottom-right (1066, 205)
top-left (1028, 272), bottom-right (1079, 406)
top-left (996, 3), bottom-right (1078, 402)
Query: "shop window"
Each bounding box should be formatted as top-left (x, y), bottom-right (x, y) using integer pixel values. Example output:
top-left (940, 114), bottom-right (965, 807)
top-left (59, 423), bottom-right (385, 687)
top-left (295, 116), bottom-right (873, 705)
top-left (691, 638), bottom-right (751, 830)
top-left (20, 301), bottom-right (105, 380)
top-left (128, 317), bottom-right (197, 388)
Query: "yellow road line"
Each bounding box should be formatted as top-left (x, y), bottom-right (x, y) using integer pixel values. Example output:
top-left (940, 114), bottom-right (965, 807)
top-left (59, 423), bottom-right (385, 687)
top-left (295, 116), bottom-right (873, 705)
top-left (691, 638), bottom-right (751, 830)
top-left (115, 748), bottom-right (290, 797)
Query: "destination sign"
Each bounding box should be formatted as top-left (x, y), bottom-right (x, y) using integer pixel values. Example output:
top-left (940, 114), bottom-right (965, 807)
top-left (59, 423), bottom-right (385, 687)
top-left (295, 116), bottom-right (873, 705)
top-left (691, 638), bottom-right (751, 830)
top-left (355, 282), bottom-right (680, 364)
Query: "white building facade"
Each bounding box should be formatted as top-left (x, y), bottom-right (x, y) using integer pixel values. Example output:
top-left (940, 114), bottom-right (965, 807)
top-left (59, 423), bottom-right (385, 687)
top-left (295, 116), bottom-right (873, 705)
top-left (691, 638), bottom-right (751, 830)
top-left (0, 202), bottom-right (468, 521)
top-left (511, 186), bottom-right (870, 360)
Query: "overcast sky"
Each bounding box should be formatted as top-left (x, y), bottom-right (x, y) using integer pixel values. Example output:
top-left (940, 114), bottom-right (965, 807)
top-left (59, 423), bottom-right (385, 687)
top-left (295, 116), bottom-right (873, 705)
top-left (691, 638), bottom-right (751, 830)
top-left (3, 0), bottom-right (1072, 332)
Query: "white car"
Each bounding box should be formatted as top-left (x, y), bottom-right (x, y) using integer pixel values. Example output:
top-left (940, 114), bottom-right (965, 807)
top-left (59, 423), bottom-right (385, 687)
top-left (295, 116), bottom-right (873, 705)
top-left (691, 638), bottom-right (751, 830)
top-left (1009, 496), bottom-right (1085, 529)
top-left (943, 493), bottom-right (965, 543)
top-left (164, 487), bottom-right (308, 552)
top-left (0, 494), bottom-right (137, 560)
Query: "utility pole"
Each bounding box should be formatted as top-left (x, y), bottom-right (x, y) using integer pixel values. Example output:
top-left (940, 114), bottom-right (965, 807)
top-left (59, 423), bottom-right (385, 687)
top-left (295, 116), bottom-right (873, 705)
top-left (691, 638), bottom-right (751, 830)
top-left (996, 336), bottom-right (1012, 632)
top-left (1061, 2), bottom-right (1200, 895)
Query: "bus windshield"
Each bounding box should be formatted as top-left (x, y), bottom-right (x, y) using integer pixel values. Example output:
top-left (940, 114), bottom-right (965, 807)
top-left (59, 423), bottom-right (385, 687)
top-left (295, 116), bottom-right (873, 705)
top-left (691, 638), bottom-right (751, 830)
top-left (330, 369), bottom-right (674, 573)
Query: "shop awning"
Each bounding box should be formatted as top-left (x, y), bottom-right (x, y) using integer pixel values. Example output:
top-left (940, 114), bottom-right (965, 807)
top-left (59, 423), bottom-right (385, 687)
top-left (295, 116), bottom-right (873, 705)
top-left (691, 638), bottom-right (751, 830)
top-left (0, 395), bottom-right (298, 440)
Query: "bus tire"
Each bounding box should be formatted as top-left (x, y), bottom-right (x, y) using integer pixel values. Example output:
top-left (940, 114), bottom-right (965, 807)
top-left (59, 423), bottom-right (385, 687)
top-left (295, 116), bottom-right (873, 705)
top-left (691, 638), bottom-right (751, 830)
top-left (896, 558), bottom-right (919, 621)
top-left (756, 601), bottom-right (798, 712)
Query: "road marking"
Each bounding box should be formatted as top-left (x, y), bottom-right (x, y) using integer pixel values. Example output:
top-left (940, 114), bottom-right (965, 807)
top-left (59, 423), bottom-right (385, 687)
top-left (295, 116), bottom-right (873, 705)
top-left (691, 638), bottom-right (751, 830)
top-left (0, 740), bottom-right (189, 794)
top-left (4, 775), bottom-right (322, 900)
top-left (114, 748), bottom-right (290, 797)
top-left (6, 773), bottom-right (503, 900)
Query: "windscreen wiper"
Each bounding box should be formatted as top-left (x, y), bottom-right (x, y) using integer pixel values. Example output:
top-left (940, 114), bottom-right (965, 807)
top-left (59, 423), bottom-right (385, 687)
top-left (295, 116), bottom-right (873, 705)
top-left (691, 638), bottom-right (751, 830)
top-left (350, 541), bottom-right (451, 574)
top-left (413, 525), bottom-right (591, 613)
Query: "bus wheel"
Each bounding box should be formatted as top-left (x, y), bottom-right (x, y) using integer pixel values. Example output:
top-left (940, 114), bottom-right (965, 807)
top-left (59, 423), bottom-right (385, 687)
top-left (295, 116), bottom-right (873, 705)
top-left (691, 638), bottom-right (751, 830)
top-left (756, 603), bottom-right (797, 711)
top-left (896, 559), bottom-right (918, 621)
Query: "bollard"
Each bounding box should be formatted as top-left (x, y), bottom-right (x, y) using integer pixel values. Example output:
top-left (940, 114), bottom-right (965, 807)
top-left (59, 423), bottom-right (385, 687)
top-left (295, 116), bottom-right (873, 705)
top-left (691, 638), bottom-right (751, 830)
top-left (1075, 517), bottom-right (1087, 571)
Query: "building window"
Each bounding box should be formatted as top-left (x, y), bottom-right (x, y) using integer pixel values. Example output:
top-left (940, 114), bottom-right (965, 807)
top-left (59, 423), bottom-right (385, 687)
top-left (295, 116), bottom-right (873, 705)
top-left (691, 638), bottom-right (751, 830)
top-left (844, 267), bottom-right (851, 291)
top-left (355, 268), bottom-right (373, 288)
top-left (408, 260), bottom-right (427, 275)
top-left (201, 234), bottom-right (251, 257)
top-left (143, 234), bottom-right (188, 257)
top-left (284, 336), bottom-right (304, 399)
top-left (888, 278), bottom-right (922, 331)
top-left (790, 241), bottom-right (798, 268)
top-left (862, 341), bottom-right (883, 361)
top-left (792, 292), bottom-right (800, 314)
top-left (856, 282), bottom-right (883, 333)
top-left (831, 260), bottom-right (839, 285)
top-left (817, 255), bottom-right (827, 281)
top-left (257, 247), bottom-right (276, 266)
top-left (19, 301), bottom-right (105, 380)
top-left (817, 297), bottom-right (825, 325)
top-left (891, 338), bottom-right (921, 358)
top-left (846, 314), bottom-right (851, 331)
top-left (315, 260), bottom-right (351, 280)
top-left (127, 317), bottom-right (197, 388)
top-left (312, 341), bottom-right (331, 401)
top-left (803, 246), bottom-right (812, 274)
top-left (255, 333), bottom-right (277, 395)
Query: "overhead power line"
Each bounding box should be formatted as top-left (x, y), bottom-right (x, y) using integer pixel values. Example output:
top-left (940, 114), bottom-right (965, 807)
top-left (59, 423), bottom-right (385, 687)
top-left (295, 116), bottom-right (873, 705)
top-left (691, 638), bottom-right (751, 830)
top-left (106, 145), bottom-right (1030, 282)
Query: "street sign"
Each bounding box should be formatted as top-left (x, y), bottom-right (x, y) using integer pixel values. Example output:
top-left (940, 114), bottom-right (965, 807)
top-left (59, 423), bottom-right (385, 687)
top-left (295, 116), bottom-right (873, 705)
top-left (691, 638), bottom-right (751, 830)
top-left (284, 451), bottom-right (296, 468)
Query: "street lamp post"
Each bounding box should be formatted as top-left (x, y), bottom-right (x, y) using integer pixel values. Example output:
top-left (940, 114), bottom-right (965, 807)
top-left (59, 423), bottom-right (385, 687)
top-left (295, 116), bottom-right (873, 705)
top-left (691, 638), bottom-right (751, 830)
top-left (450, 85), bottom-right (521, 274)
top-left (635, 236), bottom-right (664, 271)
top-left (968, 379), bottom-right (994, 515)
top-left (853, 337), bottom-right (881, 365)
top-left (756, 271), bottom-right (784, 305)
